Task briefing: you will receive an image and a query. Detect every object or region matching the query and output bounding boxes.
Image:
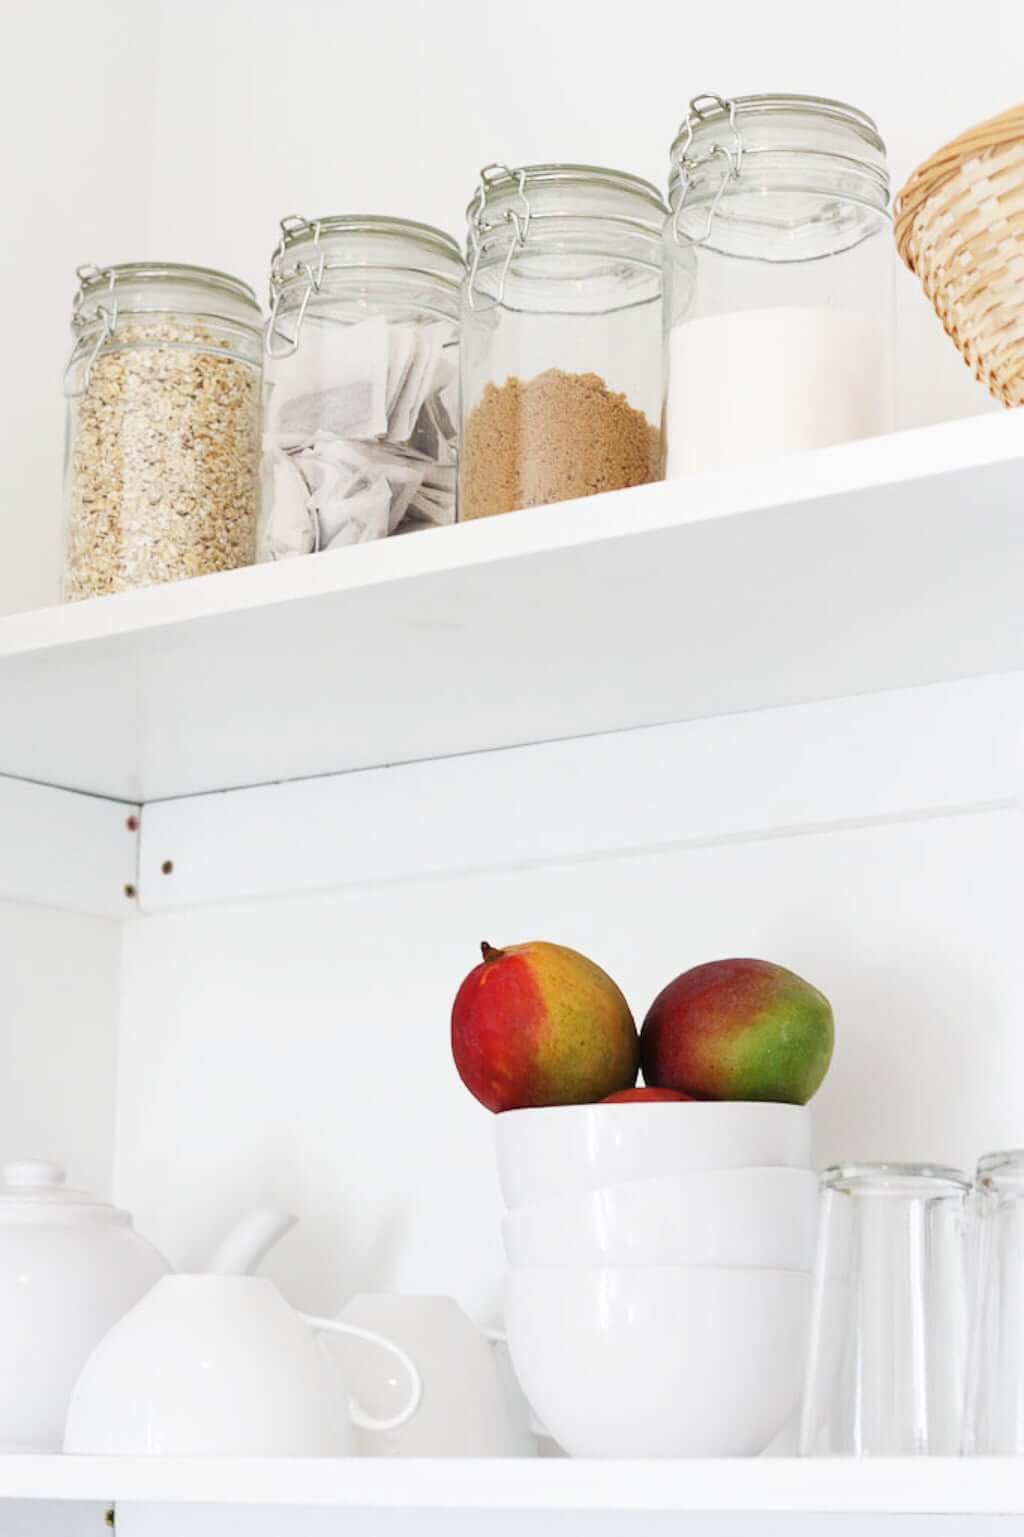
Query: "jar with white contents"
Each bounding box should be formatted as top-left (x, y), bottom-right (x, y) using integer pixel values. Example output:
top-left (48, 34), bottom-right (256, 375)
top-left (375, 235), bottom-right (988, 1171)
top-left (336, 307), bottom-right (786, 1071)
top-left (664, 94), bottom-right (893, 478)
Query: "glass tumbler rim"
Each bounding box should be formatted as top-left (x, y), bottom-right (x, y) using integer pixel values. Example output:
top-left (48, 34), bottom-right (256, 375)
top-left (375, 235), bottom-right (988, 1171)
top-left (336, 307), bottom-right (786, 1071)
top-left (822, 1161), bottom-right (971, 1196)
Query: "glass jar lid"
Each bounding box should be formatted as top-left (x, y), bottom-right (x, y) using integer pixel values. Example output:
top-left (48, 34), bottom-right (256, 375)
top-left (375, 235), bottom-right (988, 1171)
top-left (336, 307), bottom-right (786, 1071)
top-left (465, 162), bottom-right (667, 309)
top-left (468, 163), bottom-right (668, 238)
top-left (266, 213), bottom-right (464, 360)
top-left (270, 214), bottom-right (464, 302)
top-left (72, 261), bottom-right (262, 334)
top-left (668, 92), bottom-right (890, 256)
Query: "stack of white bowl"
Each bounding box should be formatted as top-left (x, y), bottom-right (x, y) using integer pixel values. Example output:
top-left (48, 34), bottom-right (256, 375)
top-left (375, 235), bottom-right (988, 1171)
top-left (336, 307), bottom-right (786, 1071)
top-left (498, 1101), bottom-right (817, 1458)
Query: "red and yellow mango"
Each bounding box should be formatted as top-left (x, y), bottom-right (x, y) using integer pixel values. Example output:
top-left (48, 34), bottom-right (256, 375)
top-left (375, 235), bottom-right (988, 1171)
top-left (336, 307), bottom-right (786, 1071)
top-left (641, 958), bottom-right (833, 1106)
top-left (451, 941), bottom-right (639, 1112)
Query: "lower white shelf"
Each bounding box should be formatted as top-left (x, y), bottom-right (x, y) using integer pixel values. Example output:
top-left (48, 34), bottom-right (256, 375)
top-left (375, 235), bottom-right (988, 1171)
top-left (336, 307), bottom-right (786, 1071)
top-left (4, 1454), bottom-right (1024, 1512)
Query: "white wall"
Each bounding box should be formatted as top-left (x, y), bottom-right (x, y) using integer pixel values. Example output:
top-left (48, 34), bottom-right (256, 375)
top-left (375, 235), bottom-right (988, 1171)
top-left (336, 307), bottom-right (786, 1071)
top-left (146, 0), bottom-right (1011, 434)
top-left (0, 0), bottom-right (159, 617)
top-left (1, 0), bottom-right (1020, 616)
top-left (0, 902), bottom-right (122, 1195)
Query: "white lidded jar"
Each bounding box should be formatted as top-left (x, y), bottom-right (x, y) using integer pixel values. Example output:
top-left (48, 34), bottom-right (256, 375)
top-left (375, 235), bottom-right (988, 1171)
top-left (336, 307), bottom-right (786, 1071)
top-left (0, 1160), bottom-right (168, 1450)
top-left (664, 94), bottom-right (893, 477)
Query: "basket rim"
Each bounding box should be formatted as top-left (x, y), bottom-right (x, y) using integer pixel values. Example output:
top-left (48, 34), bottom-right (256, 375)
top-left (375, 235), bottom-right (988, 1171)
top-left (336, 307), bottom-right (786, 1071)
top-left (894, 102), bottom-right (1024, 268)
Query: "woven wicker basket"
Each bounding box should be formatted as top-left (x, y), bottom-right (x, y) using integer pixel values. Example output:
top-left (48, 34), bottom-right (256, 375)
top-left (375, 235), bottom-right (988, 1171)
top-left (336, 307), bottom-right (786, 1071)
top-left (895, 105), bottom-right (1024, 406)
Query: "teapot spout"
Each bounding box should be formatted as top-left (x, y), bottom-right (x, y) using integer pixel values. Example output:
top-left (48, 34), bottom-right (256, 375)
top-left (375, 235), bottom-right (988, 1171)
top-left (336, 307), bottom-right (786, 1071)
top-left (204, 1209), bottom-right (297, 1275)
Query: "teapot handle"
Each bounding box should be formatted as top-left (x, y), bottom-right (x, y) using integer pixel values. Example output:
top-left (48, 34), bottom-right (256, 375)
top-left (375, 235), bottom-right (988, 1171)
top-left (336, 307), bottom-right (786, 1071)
top-left (301, 1314), bottom-right (423, 1433)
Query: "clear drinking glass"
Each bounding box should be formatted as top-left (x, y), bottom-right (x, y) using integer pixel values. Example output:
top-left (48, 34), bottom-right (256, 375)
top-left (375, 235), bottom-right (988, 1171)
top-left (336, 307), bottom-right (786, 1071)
top-left (963, 1150), bottom-right (1024, 1454)
top-left (799, 1163), bottom-right (970, 1456)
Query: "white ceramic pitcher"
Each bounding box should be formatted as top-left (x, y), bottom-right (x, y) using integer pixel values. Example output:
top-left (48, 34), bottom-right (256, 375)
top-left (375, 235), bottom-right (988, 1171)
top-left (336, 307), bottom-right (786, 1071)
top-left (64, 1275), bottom-right (422, 1456)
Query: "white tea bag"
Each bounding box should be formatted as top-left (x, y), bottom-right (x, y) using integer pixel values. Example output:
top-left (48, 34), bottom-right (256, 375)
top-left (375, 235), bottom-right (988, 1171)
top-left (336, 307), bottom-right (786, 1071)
top-left (262, 315), bottom-right (457, 556)
top-left (388, 322), bottom-right (446, 444)
top-left (295, 447), bottom-right (364, 541)
top-left (419, 461), bottom-right (456, 495)
top-left (409, 484), bottom-right (456, 527)
top-left (268, 314), bottom-right (389, 441)
top-left (330, 439), bottom-right (426, 532)
top-left (319, 478), bottom-right (393, 549)
top-left (433, 354), bottom-right (459, 444)
top-left (259, 446), bottom-right (317, 560)
top-left (386, 324), bottom-right (418, 420)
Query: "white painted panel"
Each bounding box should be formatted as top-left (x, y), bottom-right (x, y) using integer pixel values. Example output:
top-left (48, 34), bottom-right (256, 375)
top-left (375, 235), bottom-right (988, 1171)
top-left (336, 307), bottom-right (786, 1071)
top-left (138, 675), bottom-right (1024, 911)
top-left (0, 1505), bottom-right (103, 1537)
top-left (0, 901), bottom-right (121, 1196)
top-left (0, 777), bottom-right (139, 917)
top-left (115, 806), bottom-right (1021, 1325)
top-left (4, 1453), bottom-right (1024, 1512)
top-left (112, 1511), bottom-right (1012, 1537)
top-left (0, 414), bottom-right (1023, 802)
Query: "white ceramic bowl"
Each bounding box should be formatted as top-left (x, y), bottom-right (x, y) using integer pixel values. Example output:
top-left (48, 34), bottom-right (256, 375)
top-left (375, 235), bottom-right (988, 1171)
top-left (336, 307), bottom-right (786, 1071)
top-left (496, 1102), bottom-right (812, 1209)
top-left (505, 1265), bottom-right (811, 1458)
top-left (502, 1165), bottom-right (817, 1270)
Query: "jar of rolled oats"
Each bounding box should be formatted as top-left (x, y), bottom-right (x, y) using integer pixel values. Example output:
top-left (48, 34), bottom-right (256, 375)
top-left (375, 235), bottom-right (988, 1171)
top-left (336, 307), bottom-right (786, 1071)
top-left (63, 263), bottom-right (263, 601)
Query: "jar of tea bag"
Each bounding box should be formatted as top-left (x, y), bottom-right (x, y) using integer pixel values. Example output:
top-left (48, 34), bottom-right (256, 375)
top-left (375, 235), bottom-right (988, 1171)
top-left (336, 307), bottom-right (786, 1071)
top-left (263, 217), bottom-right (463, 558)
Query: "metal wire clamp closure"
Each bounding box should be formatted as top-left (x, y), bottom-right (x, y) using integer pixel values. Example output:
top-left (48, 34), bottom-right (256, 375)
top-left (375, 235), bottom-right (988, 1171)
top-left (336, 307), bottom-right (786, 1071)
top-left (266, 216), bottom-right (325, 359)
top-left (64, 265), bottom-right (119, 398)
top-left (466, 164), bottom-right (532, 312)
top-left (671, 93), bottom-right (744, 248)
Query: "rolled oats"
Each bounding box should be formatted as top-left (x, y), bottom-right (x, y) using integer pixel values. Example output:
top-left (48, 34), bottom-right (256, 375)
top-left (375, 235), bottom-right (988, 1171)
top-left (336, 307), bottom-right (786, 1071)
top-left (64, 320), bottom-right (261, 600)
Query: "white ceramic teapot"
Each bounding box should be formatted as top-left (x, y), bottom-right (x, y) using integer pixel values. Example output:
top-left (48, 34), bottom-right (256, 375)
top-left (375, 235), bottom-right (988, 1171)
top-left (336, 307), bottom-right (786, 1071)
top-left (0, 1159), bottom-right (300, 1453)
top-left (0, 1160), bottom-right (170, 1452)
top-left (64, 1275), bottom-right (422, 1456)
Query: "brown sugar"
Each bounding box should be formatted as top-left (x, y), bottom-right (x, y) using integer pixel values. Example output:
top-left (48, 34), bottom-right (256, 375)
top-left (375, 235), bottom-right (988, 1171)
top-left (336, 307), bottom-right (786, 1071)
top-left (460, 369), bottom-right (661, 520)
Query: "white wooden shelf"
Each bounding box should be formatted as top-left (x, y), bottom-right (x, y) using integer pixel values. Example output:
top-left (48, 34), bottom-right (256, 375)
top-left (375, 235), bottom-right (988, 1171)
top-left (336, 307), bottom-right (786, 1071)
top-left (0, 411), bottom-right (1022, 807)
top-left (4, 1454), bottom-right (1024, 1512)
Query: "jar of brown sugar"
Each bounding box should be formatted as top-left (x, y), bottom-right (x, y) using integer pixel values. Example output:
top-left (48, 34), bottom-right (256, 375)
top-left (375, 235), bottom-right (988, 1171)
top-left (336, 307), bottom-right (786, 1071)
top-left (460, 165), bottom-right (668, 520)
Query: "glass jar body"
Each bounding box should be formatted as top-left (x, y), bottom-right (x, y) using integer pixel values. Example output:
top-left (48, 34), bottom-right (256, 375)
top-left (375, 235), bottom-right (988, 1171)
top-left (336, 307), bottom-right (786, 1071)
top-left (63, 266), bottom-right (262, 601)
top-left (664, 96), bottom-right (893, 478)
top-left (262, 219), bottom-right (462, 557)
top-left (460, 167), bottom-right (668, 521)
